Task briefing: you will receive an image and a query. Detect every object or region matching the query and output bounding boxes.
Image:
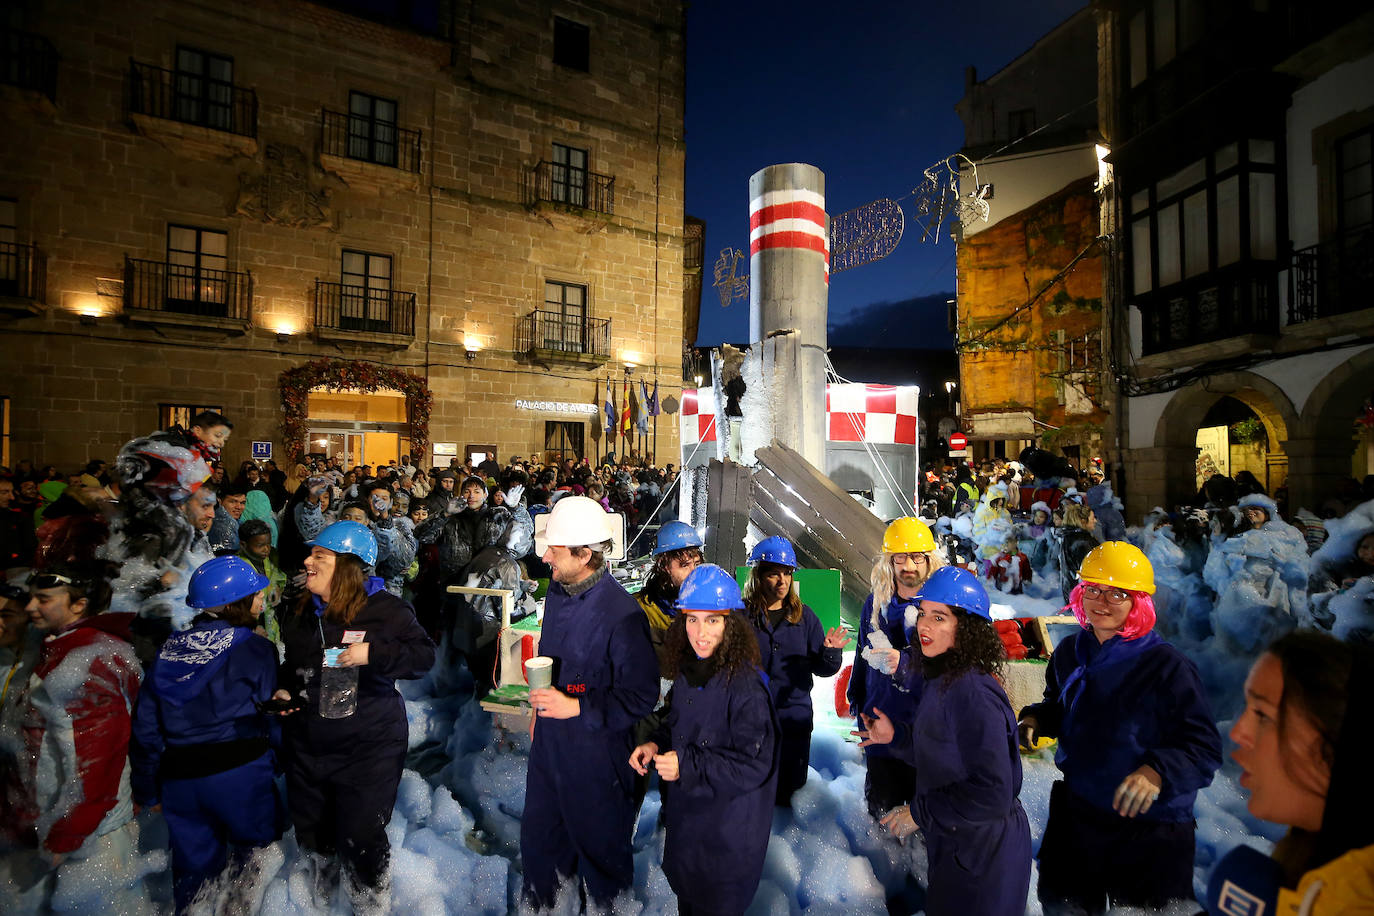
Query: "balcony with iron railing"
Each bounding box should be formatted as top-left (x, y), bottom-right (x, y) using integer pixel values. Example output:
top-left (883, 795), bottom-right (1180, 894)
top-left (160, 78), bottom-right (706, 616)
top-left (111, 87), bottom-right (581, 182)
top-left (319, 109), bottom-right (422, 175)
top-left (123, 256), bottom-right (252, 329)
top-left (516, 309), bottom-right (611, 366)
top-left (1288, 225), bottom-right (1373, 326)
top-left (1135, 261), bottom-right (1279, 363)
top-left (128, 60), bottom-right (257, 139)
top-left (0, 241), bottom-right (47, 313)
top-left (684, 231), bottom-right (704, 272)
top-left (521, 161), bottom-right (615, 216)
top-left (314, 280), bottom-right (416, 344)
top-left (1, 28), bottom-right (59, 101)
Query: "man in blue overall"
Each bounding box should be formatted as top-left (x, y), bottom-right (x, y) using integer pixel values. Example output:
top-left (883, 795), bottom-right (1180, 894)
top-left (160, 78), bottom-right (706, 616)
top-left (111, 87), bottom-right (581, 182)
top-left (522, 496), bottom-right (659, 912)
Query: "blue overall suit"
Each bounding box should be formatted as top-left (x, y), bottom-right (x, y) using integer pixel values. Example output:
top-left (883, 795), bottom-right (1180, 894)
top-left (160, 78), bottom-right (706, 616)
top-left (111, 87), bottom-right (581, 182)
top-left (130, 617), bottom-right (280, 912)
top-left (652, 666), bottom-right (779, 915)
top-left (892, 665), bottom-right (1031, 916)
top-left (1020, 628), bottom-right (1221, 912)
top-left (847, 592), bottom-right (924, 815)
top-left (520, 570), bottom-right (659, 911)
top-left (750, 603), bottom-right (841, 804)
top-left (278, 578), bottom-right (436, 891)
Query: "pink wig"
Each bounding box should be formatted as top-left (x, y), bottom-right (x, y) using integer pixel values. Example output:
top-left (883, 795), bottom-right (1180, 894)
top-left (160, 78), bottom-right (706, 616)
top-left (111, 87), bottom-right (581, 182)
top-left (1065, 582), bottom-right (1156, 640)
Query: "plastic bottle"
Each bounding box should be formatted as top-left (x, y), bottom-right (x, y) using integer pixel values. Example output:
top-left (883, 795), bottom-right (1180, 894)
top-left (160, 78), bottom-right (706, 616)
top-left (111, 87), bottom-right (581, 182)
top-left (319, 647), bottom-right (358, 718)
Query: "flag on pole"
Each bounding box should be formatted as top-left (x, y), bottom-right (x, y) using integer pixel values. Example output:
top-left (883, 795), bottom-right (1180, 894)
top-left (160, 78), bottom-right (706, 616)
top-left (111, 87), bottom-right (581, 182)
top-left (634, 381), bottom-right (648, 434)
top-left (647, 379), bottom-right (660, 416)
top-left (604, 377), bottom-right (616, 435)
top-left (621, 377), bottom-right (633, 436)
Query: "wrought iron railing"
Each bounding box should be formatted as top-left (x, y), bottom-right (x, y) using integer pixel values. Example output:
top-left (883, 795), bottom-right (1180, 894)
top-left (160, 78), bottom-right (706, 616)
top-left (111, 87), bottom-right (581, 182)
top-left (0, 241), bottom-right (46, 303)
top-left (1138, 262), bottom-right (1278, 355)
top-left (320, 109), bottom-right (422, 173)
top-left (1289, 225), bottom-right (1373, 323)
top-left (521, 161), bottom-right (615, 214)
top-left (516, 309), bottom-right (611, 357)
top-left (128, 60), bottom-right (257, 138)
top-left (314, 280), bottom-right (416, 336)
top-left (684, 231), bottom-right (703, 271)
top-left (1, 28), bottom-right (59, 100)
top-left (124, 256), bottom-right (252, 319)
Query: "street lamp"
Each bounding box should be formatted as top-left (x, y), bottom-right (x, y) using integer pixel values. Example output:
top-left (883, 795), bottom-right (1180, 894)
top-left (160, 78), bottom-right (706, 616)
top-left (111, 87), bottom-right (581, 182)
top-left (944, 380), bottom-right (956, 412)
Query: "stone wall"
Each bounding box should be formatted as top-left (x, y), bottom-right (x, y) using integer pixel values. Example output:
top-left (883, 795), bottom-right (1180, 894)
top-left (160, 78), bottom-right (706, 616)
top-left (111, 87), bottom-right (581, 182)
top-left (955, 176), bottom-right (1108, 456)
top-left (0, 0), bottom-right (685, 471)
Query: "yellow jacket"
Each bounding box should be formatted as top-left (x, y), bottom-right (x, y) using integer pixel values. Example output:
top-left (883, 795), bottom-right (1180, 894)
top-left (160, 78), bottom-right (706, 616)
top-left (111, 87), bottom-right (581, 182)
top-left (636, 589), bottom-right (674, 675)
top-left (1280, 845), bottom-right (1374, 915)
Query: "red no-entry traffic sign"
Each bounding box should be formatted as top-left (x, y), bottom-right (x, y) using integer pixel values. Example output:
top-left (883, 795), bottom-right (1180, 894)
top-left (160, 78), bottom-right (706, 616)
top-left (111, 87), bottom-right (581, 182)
top-left (948, 433), bottom-right (967, 451)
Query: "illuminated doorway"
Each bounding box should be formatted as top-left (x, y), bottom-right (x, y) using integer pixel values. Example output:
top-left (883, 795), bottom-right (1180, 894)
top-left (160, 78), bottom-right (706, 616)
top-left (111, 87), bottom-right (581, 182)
top-left (306, 387), bottom-right (412, 468)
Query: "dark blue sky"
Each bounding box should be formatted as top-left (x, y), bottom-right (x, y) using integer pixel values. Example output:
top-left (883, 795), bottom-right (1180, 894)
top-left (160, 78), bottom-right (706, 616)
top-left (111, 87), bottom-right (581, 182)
top-left (685, 0), bottom-right (1087, 347)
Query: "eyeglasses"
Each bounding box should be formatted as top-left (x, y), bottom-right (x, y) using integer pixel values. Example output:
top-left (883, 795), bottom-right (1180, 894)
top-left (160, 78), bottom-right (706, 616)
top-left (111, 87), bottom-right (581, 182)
top-left (29, 572), bottom-right (89, 590)
top-left (1081, 584), bottom-right (1132, 605)
top-left (891, 553), bottom-right (930, 566)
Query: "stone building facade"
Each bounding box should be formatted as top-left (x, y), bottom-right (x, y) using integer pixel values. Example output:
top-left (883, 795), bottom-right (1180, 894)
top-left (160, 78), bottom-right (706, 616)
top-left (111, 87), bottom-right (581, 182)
top-left (0, 0), bottom-right (686, 472)
top-left (953, 8), bottom-right (1110, 468)
top-left (1102, 0), bottom-right (1374, 520)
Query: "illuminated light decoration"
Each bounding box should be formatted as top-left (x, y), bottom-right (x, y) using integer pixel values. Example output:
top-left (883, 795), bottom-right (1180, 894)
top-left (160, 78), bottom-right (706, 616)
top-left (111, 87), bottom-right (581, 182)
top-left (712, 247), bottom-right (749, 308)
top-left (749, 187), bottom-right (829, 285)
top-left (830, 198), bottom-right (905, 275)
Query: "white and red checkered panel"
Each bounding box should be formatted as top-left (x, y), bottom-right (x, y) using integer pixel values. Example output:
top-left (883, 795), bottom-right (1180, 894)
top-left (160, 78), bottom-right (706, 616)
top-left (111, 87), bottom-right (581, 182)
top-left (680, 385), bottom-right (918, 446)
top-left (826, 384), bottom-right (918, 445)
top-left (680, 387), bottom-right (718, 443)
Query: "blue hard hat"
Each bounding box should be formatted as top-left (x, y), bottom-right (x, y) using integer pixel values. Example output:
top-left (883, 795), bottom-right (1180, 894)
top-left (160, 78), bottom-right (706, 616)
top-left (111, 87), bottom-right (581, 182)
top-left (654, 520), bottom-right (704, 555)
top-left (306, 520), bottom-right (378, 566)
top-left (748, 536), bottom-right (797, 569)
top-left (913, 566), bottom-right (991, 620)
top-left (186, 556), bottom-right (270, 609)
top-left (675, 563), bottom-right (745, 612)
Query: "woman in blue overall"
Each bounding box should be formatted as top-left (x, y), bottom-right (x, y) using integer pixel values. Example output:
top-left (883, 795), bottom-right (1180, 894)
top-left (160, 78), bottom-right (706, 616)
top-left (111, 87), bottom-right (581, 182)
top-left (847, 517), bottom-right (942, 818)
top-left (130, 555), bottom-right (280, 912)
top-left (1018, 542), bottom-right (1221, 913)
top-left (859, 566), bottom-right (1032, 915)
top-left (631, 564), bottom-right (779, 916)
top-left (742, 536), bottom-right (847, 805)
top-left (275, 521), bottom-right (436, 908)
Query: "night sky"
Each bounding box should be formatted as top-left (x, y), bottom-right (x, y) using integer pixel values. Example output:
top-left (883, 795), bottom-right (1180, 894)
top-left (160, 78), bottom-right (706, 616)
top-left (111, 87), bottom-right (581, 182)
top-left (685, 0), bottom-right (1088, 348)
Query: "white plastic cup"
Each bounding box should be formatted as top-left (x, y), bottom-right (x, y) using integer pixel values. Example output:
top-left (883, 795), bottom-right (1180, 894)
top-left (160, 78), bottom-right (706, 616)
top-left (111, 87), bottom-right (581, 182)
top-left (525, 656), bottom-right (554, 690)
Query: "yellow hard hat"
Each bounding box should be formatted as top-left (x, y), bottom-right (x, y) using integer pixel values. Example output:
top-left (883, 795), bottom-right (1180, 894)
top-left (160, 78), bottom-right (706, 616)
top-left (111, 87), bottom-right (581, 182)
top-left (1078, 541), bottom-right (1155, 595)
top-left (882, 517), bottom-right (935, 554)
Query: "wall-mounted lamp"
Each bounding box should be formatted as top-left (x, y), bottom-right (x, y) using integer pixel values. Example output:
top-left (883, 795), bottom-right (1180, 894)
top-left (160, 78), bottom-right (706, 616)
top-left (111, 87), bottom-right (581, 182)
top-left (624, 363), bottom-right (635, 376)
top-left (463, 335), bottom-right (481, 361)
top-left (79, 313), bottom-right (98, 327)
top-left (276, 331), bottom-right (291, 343)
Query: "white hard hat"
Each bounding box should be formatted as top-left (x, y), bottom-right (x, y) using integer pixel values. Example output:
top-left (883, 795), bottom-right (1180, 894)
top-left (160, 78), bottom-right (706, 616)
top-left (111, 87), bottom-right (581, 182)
top-left (535, 495), bottom-right (616, 553)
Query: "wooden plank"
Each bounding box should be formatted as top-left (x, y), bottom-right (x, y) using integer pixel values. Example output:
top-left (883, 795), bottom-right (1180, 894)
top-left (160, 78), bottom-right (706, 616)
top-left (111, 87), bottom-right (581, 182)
top-left (749, 481), bottom-right (870, 579)
top-left (704, 457), bottom-right (750, 570)
top-left (751, 454), bottom-right (883, 568)
top-left (757, 442), bottom-right (886, 543)
top-left (748, 454), bottom-right (879, 617)
top-left (754, 455), bottom-right (883, 550)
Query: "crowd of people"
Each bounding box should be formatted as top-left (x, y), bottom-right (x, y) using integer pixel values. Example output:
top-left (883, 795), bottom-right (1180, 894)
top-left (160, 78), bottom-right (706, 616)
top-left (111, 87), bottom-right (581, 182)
top-left (1, 415), bottom-right (1373, 914)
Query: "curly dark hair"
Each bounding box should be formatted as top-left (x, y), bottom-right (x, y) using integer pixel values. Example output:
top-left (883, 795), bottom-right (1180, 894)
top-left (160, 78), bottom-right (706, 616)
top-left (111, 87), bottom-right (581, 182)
top-left (661, 611), bottom-right (760, 681)
top-left (642, 546), bottom-right (703, 603)
top-left (929, 609), bottom-right (1006, 685)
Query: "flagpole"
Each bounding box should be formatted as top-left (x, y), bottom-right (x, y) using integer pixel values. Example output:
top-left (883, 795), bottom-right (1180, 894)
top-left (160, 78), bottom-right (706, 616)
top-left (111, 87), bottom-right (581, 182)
top-left (652, 375), bottom-right (658, 468)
